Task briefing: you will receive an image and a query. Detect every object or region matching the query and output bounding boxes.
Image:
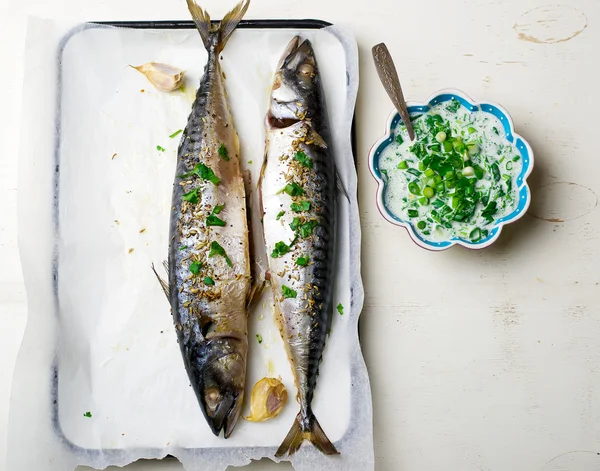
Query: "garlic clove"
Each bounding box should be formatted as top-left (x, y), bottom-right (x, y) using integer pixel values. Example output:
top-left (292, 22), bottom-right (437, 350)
top-left (245, 377), bottom-right (288, 422)
top-left (130, 62), bottom-right (184, 92)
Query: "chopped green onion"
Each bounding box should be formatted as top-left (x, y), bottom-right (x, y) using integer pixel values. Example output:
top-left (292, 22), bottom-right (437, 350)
top-left (467, 126), bottom-right (476, 134)
top-left (443, 141), bottom-right (453, 153)
top-left (512, 155), bottom-right (521, 162)
top-left (506, 161), bottom-right (513, 170)
top-left (435, 131), bottom-right (447, 142)
top-left (397, 160), bottom-right (408, 170)
top-left (424, 168), bottom-right (435, 178)
top-left (417, 220), bottom-right (426, 230)
top-left (408, 181), bottom-right (421, 195)
top-left (418, 162), bottom-right (426, 171)
top-left (423, 187), bottom-right (435, 199)
top-left (418, 196), bottom-right (429, 205)
top-left (407, 209), bottom-right (418, 218)
top-left (282, 285), bottom-right (297, 299)
top-left (469, 227), bottom-right (481, 242)
top-left (407, 168), bottom-right (421, 177)
top-left (169, 129), bottom-right (183, 138)
top-left (396, 134), bottom-right (404, 145)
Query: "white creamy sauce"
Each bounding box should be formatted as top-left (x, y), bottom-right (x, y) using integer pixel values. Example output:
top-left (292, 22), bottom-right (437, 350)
top-left (379, 100), bottom-right (523, 242)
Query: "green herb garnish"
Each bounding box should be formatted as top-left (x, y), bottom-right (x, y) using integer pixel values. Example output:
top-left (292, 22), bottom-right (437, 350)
top-left (218, 143), bottom-right (229, 161)
top-left (446, 98), bottom-right (461, 113)
top-left (209, 241), bottom-right (232, 267)
top-left (294, 151), bottom-right (313, 168)
top-left (83, 411), bottom-right (92, 418)
top-left (299, 220), bottom-right (318, 238)
top-left (396, 134), bottom-right (404, 145)
top-left (296, 256), bottom-right (309, 266)
top-left (290, 217), bottom-right (302, 231)
top-left (276, 210), bottom-right (285, 220)
top-left (180, 163), bottom-right (220, 186)
top-left (183, 187), bottom-right (200, 204)
top-left (271, 241), bottom-right (291, 258)
top-left (179, 245), bottom-right (188, 251)
top-left (189, 261), bottom-right (202, 275)
top-left (206, 205), bottom-right (226, 227)
top-left (337, 303), bottom-right (344, 315)
top-left (282, 285), bottom-right (297, 299)
top-left (204, 276), bottom-right (215, 285)
top-left (291, 201), bottom-right (311, 212)
top-left (156, 145), bottom-right (165, 152)
top-left (213, 204), bottom-right (225, 214)
top-left (278, 182), bottom-right (304, 197)
top-left (256, 334), bottom-right (263, 344)
top-left (169, 129), bottom-right (183, 138)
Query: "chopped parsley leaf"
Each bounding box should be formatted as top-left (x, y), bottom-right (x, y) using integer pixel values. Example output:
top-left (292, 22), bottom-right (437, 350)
top-left (446, 98), bottom-right (461, 113)
top-left (294, 150), bottom-right (313, 168)
top-left (183, 187), bottom-right (200, 204)
top-left (337, 303), bottom-right (344, 315)
top-left (204, 276), bottom-right (215, 286)
top-left (291, 201), bottom-right (311, 212)
top-left (276, 210), bottom-right (285, 220)
top-left (179, 163), bottom-right (220, 186)
top-left (256, 334), bottom-right (263, 344)
top-left (248, 160), bottom-right (253, 164)
top-left (83, 411), bottom-right (92, 418)
top-left (209, 241), bottom-right (232, 267)
top-left (189, 261), bottom-right (202, 275)
top-left (296, 256), bottom-right (309, 266)
top-left (282, 285), bottom-right (297, 299)
top-left (213, 204), bottom-right (225, 214)
top-left (169, 129), bottom-right (183, 138)
top-left (299, 220), bottom-right (318, 238)
top-left (156, 145), bottom-right (166, 152)
top-left (290, 217), bottom-right (302, 231)
top-left (218, 143), bottom-right (229, 161)
top-left (271, 241), bottom-right (291, 258)
top-left (278, 182), bottom-right (304, 197)
top-left (207, 214), bottom-right (226, 227)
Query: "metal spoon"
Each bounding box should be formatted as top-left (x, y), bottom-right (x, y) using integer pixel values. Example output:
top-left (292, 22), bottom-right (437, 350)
top-left (372, 42), bottom-right (415, 141)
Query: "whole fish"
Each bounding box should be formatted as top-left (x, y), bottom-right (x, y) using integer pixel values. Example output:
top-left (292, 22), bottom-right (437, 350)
top-left (163, 0), bottom-right (251, 438)
top-left (260, 36), bottom-right (339, 457)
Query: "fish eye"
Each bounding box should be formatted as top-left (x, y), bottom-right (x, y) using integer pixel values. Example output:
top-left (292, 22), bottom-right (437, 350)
top-left (205, 387), bottom-right (222, 414)
top-left (298, 63), bottom-right (314, 78)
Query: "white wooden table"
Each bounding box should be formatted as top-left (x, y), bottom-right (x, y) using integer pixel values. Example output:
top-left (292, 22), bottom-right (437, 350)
top-left (1, 0), bottom-right (599, 470)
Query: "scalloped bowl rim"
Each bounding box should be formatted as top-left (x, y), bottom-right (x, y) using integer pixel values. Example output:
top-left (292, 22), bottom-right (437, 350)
top-left (368, 88), bottom-right (534, 251)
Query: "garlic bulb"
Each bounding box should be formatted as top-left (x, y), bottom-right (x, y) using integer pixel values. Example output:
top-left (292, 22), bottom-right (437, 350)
top-left (245, 377), bottom-right (288, 422)
top-left (130, 62), bottom-right (184, 92)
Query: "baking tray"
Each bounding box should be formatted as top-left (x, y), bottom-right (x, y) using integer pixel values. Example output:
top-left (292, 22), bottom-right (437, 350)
top-left (50, 18), bottom-right (360, 467)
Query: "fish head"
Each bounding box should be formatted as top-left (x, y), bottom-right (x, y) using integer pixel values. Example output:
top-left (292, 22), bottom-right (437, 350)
top-left (190, 338), bottom-right (246, 438)
top-left (268, 36), bottom-right (320, 128)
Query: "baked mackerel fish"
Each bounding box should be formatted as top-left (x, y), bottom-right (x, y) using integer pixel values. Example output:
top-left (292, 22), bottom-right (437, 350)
top-left (158, 0), bottom-right (251, 439)
top-left (260, 36), bottom-right (339, 457)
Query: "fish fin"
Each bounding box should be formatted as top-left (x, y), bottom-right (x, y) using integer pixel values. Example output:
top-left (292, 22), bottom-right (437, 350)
top-left (275, 411), bottom-right (339, 457)
top-left (185, 0), bottom-right (213, 49)
top-left (336, 171), bottom-right (350, 202)
top-left (309, 128), bottom-right (328, 149)
top-left (246, 279), bottom-right (266, 310)
top-left (151, 263), bottom-right (170, 301)
top-left (218, 0), bottom-right (250, 50)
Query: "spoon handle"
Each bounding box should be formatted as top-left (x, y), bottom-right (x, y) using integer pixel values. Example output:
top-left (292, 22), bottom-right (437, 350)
top-left (372, 42), bottom-right (415, 141)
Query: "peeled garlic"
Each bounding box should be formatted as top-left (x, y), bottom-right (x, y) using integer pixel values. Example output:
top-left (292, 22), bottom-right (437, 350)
top-left (245, 377), bottom-right (287, 422)
top-left (130, 62), bottom-right (184, 92)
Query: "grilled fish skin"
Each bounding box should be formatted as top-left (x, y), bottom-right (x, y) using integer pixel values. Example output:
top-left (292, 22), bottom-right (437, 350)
top-left (260, 36), bottom-right (339, 457)
top-left (166, 0), bottom-right (250, 439)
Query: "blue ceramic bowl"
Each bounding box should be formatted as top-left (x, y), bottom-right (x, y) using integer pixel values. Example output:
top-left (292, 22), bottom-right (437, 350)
top-left (369, 89), bottom-right (534, 251)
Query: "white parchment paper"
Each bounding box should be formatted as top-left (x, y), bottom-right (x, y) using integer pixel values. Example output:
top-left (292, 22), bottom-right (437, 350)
top-left (7, 18), bottom-right (372, 471)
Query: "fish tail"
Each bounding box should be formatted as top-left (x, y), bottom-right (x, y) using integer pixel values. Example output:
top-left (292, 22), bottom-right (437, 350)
top-left (186, 0), bottom-right (250, 52)
top-left (275, 410), bottom-right (339, 457)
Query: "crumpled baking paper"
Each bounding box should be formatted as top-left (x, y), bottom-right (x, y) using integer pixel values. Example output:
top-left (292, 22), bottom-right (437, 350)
top-left (7, 17), bottom-right (373, 471)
